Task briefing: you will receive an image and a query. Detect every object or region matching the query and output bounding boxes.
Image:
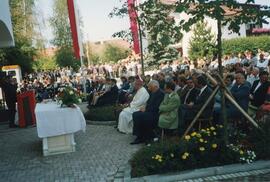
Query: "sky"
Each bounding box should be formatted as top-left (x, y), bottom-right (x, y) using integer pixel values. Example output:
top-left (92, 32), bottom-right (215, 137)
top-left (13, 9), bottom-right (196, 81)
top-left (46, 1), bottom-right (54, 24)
top-left (37, 0), bottom-right (270, 44)
top-left (38, 0), bottom-right (130, 43)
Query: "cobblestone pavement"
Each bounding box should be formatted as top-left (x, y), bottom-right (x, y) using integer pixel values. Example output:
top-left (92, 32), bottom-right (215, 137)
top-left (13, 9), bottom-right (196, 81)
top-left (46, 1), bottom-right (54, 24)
top-left (0, 123), bottom-right (140, 182)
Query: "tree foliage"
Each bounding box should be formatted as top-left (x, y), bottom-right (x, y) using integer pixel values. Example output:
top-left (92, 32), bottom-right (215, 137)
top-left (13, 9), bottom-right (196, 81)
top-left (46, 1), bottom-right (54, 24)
top-left (50, 0), bottom-right (79, 69)
top-left (110, 0), bottom-right (182, 66)
top-left (102, 44), bottom-right (130, 63)
top-left (50, 0), bottom-right (73, 48)
top-left (175, 0), bottom-right (270, 34)
top-left (0, 0), bottom-right (38, 73)
top-left (33, 57), bottom-right (58, 71)
top-left (139, 0), bottom-right (182, 66)
top-left (188, 21), bottom-right (216, 61)
top-left (55, 47), bottom-right (80, 70)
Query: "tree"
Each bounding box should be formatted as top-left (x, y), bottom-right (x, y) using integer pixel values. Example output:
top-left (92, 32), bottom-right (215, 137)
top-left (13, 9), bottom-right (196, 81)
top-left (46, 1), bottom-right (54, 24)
top-left (139, 0), bottom-right (182, 66)
top-left (188, 21), bottom-right (216, 61)
top-left (110, 0), bottom-right (182, 67)
top-left (175, 0), bottom-right (270, 142)
top-left (0, 0), bottom-right (38, 73)
top-left (33, 57), bottom-right (58, 71)
top-left (50, 0), bottom-right (80, 69)
top-left (102, 44), bottom-right (130, 63)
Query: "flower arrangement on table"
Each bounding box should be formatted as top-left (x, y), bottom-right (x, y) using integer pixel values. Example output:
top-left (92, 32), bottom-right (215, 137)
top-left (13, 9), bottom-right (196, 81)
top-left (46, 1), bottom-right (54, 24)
top-left (56, 86), bottom-right (82, 107)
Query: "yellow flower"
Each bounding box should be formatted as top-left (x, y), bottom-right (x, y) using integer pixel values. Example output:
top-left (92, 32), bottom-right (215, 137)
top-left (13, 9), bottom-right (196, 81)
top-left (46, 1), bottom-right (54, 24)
top-left (213, 132), bottom-right (217, 136)
top-left (185, 135), bottom-right (191, 140)
top-left (191, 132), bottom-right (197, 137)
top-left (199, 147), bottom-right (205, 151)
top-left (196, 133), bottom-right (202, 138)
top-left (184, 152), bottom-right (189, 157)
top-left (212, 144), bottom-right (218, 149)
top-left (158, 159), bottom-right (162, 162)
top-left (155, 155), bottom-right (162, 160)
top-left (210, 126), bottom-right (215, 131)
top-left (182, 155), bottom-right (187, 160)
top-left (240, 150), bottom-right (244, 155)
top-left (199, 138), bottom-right (204, 143)
top-left (206, 128), bottom-right (210, 131)
top-left (170, 153), bottom-right (174, 158)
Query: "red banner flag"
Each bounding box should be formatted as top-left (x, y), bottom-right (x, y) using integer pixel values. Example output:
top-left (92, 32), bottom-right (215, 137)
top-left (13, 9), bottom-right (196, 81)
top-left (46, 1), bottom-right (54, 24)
top-left (67, 0), bottom-right (81, 59)
top-left (128, 0), bottom-right (140, 54)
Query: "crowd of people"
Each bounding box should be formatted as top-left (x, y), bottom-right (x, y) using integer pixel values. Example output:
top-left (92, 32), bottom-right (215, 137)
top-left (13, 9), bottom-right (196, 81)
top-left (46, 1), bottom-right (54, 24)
top-left (115, 51), bottom-right (270, 145)
top-left (0, 50), bottom-right (269, 141)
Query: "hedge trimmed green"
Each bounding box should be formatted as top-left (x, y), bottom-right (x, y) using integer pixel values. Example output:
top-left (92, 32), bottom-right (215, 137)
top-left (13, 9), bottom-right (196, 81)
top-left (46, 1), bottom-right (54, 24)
top-left (223, 36), bottom-right (270, 55)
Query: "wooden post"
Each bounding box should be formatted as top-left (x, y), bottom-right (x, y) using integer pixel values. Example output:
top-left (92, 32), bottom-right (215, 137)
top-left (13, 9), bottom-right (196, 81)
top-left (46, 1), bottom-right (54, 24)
top-left (182, 86), bottom-right (220, 138)
top-left (224, 92), bottom-right (259, 128)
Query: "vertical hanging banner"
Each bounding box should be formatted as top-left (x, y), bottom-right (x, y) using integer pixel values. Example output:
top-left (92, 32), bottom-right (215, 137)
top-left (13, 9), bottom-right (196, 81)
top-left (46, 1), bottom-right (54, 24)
top-left (127, 0), bottom-right (140, 54)
top-left (67, 0), bottom-right (83, 60)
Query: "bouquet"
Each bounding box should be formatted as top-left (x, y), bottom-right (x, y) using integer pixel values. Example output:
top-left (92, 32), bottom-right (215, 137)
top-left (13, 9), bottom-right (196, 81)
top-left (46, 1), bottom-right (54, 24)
top-left (56, 86), bottom-right (82, 107)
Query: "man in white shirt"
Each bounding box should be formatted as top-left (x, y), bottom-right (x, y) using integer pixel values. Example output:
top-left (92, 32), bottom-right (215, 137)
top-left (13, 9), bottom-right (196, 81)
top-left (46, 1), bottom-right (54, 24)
top-left (118, 80), bottom-right (150, 134)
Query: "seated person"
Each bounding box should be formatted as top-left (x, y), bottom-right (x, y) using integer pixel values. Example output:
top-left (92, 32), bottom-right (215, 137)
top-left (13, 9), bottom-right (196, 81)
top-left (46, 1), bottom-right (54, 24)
top-left (95, 79), bottom-right (119, 106)
top-left (118, 76), bottom-right (135, 104)
top-left (131, 80), bottom-right (164, 144)
top-left (117, 80), bottom-right (149, 134)
top-left (249, 71), bottom-right (270, 116)
top-left (257, 85), bottom-right (270, 119)
top-left (213, 74), bottom-right (234, 123)
top-left (91, 78), bottom-right (111, 106)
top-left (227, 72), bottom-right (250, 119)
top-left (181, 76), bottom-right (214, 129)
top-left (158, 81), bottom-right (180, 132)
top-left (87, 78), bottom-right (104, 107)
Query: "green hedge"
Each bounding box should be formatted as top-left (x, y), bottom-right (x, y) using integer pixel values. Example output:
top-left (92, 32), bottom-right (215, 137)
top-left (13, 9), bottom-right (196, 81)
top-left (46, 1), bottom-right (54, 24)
top-left (84, 105), bottom-right (118, 121)
top-left (222, 35), bottom-right (270, 55)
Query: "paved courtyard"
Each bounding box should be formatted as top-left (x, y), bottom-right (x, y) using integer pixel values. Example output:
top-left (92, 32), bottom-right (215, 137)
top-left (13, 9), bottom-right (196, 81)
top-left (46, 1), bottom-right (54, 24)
top-left (0, 123), bottom-right (140, 182)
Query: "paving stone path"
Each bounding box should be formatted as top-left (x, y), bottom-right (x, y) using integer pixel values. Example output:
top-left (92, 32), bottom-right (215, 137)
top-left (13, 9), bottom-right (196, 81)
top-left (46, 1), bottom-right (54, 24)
top-left (0, 123), bottom-right (140, 182)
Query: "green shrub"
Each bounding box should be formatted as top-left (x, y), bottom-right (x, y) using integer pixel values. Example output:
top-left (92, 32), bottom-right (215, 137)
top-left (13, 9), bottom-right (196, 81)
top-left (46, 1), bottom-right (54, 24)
top-left (223, 36), bottom-right (270, 55)
top-left (248, 120), bottom-right (270, 160)
top-left (130, 125), bottom-right (255, 177)
top-left (84, 105), bottom-right (118, 121)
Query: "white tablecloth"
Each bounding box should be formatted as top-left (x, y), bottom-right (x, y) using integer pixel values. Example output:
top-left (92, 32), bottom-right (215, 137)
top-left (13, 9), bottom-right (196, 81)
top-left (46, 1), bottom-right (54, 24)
top-left (35, 102), bottom-right (86, 138)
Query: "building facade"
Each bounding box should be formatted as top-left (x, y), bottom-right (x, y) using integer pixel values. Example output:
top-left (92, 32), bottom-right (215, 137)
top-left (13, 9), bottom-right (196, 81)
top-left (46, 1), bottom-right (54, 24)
top-left (0, 0), bottom-right (14, 48)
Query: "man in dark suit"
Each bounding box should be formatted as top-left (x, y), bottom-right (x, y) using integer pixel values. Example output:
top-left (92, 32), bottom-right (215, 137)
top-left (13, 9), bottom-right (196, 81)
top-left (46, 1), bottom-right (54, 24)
top-left (131, 80), bottom-right (164, 144)
top-left (249, 71), bottom-right (269, 108)
top-left (96, 79), bottom-right (119, 106)
top-left (0, 73), bottom-right (18, 128)
top-left (181, 76), bottom-right (214, 130)
top-left (181, 77), bottom-right (199, 105)
top-left (228, 72), bottom-right (250, 119)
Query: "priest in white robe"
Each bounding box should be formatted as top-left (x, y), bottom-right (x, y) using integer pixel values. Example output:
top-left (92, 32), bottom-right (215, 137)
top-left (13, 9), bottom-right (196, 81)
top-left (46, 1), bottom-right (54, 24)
top-left (118, 80), bottom-right (149, 134)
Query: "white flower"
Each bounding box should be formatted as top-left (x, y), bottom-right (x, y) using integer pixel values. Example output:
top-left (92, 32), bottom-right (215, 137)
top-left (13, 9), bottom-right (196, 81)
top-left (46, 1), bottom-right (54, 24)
top-left (69, 91), bottom-right (74, 95)
top-left (78, 99), bottom-right (82, 103)
top-left (59, 88), bottom-right (64, 92)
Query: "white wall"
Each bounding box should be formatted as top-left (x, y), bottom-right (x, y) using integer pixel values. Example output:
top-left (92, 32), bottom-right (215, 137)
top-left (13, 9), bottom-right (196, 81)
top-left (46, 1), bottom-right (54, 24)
top-left (174, 13), bottom-right (246, 58)
top-left (0, 0), bottom-right (14, 48)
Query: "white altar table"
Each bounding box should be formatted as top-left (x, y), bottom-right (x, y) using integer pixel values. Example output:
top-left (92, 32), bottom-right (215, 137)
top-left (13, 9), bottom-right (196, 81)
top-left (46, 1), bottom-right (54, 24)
top-left (35, 102), bottom-right (86, 156)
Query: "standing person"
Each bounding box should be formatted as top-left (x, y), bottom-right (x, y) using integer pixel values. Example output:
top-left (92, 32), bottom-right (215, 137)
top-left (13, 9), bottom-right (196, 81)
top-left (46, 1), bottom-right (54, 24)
top-left (0, 73), bottom-right (18, 128)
